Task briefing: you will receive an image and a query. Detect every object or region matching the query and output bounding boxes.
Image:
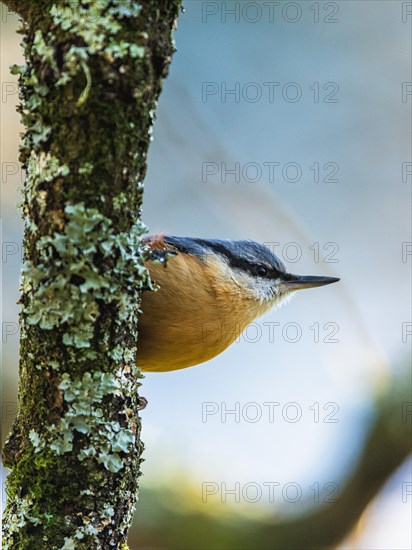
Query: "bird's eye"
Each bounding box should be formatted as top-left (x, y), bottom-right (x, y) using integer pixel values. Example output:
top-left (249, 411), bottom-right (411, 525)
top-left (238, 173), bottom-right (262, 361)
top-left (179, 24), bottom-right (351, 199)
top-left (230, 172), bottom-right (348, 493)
top-left (256, 265), bottom-right (268, 277)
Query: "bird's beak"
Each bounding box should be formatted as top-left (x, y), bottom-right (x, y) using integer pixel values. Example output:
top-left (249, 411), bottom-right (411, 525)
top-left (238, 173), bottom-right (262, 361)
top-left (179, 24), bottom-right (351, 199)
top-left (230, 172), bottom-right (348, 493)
top-left (283, 274), bottom-right (340, 291)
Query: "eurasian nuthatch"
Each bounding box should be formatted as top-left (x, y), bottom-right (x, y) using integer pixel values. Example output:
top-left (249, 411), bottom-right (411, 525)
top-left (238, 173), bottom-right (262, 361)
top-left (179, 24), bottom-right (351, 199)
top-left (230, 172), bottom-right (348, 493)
top-left (137, 235), bottom-right (339, 372)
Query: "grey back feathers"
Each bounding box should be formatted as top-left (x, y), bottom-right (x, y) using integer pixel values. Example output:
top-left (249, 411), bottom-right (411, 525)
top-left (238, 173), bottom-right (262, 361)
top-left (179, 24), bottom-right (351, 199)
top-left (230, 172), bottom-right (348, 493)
top-left (163, 236), bottom-right (287, 280)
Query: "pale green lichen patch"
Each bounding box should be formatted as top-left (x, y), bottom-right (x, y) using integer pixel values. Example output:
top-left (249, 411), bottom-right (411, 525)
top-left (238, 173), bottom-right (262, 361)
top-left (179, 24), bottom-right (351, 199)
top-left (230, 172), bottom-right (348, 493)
top-left (60, 521), bottom-right (101, 549)
top-left (29, 371), bottom-right (137, 473)
top-left (32, 30), bottom-right (57, 72)
top-left (28, 429), bottom-right (42, 449)
top-left (27, 151), bottom-right (70, 183)
top-left (23, 152), bottom-right (70, 223)
top-left (49, 0), bottom-right (146, 99)
top-left (61, 538), bottom-right (76, 550)
top-left (5, 495), bottom-right (41, 529)
top-left (23, 202), bottom-right (150, 352)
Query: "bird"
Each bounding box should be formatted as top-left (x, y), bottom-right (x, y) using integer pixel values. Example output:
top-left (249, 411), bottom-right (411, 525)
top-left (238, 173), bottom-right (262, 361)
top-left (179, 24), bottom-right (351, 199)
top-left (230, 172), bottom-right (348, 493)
top-left (137, 235), bottom-right (339, 373)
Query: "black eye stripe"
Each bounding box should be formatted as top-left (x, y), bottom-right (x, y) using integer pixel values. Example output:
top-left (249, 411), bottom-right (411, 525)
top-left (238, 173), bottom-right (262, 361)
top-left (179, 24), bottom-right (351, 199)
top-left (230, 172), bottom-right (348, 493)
top-left (255, 265), bottom-right (282, 279)
top-left (167, 237), bottom-right (286, 279)
top-left (195, 241), bottom-right (283, 279)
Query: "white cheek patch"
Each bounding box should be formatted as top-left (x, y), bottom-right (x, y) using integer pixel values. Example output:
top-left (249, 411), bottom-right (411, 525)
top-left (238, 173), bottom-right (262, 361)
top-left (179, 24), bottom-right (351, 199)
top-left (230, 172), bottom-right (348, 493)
top-left (272, 289), bottom-right (295, 309)
top-left (218, 260), bottom-right (295, 306)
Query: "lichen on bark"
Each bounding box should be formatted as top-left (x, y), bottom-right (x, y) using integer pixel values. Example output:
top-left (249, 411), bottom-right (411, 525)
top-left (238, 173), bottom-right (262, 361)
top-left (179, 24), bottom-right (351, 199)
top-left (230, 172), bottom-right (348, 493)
top-left (1, 1), bottom-right (181, 548)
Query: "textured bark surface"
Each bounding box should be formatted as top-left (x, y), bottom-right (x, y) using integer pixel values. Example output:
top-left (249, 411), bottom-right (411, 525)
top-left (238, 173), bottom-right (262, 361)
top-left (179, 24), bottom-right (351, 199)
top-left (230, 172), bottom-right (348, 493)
top-left (1, 1), bottom-right (181, 548)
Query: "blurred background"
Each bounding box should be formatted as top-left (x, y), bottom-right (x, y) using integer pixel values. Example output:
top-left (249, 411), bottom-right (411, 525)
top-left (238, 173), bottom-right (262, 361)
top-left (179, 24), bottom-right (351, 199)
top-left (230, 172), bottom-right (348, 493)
top-left (1, 1), bottom-right (411, 548)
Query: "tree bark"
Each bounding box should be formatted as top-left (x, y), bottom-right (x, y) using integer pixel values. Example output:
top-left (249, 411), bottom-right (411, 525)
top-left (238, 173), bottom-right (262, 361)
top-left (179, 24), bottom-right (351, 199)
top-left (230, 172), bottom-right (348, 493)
top-left (1, 1), bottom-right (181, 548)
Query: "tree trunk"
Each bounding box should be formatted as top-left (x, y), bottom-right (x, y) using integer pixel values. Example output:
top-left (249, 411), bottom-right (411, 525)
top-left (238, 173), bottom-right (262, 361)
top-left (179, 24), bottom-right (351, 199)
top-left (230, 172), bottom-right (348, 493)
top-left (1, 1), bottom-right (181, 548)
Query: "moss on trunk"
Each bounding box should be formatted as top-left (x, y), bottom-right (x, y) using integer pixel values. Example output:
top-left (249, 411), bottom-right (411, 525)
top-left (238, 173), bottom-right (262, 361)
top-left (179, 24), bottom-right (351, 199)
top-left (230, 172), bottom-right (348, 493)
top-left (2, 1), bottom-right (181, 548)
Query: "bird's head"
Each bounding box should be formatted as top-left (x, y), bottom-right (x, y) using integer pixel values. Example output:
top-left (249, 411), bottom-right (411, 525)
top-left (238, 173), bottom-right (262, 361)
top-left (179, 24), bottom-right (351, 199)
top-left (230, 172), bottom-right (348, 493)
top-left (168, 237), bottom-right (340, 307)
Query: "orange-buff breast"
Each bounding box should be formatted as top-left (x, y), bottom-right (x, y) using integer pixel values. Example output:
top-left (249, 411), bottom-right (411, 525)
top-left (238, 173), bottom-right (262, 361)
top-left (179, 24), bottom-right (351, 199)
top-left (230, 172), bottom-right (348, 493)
top-left (137, 244), bottom-right (267, 372)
